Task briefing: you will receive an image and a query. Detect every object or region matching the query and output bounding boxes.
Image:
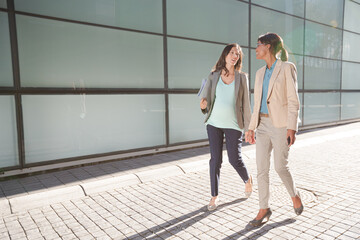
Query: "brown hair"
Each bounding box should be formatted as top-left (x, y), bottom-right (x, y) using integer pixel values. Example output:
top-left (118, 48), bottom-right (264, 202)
top-left (212, 43), bottom-right (243, 75)
top-left (258, 33), bottom-right (288, 61)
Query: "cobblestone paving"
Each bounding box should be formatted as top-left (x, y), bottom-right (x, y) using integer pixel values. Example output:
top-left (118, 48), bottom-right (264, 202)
top-left (0, 124), bottom-right (360, 239)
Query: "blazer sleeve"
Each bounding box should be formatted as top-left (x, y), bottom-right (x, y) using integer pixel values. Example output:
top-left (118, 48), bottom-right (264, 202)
top-left (285, 63), bottom-right (300, 131)
top-left (248, 69), bottom-right (261, 131)
top-left (241, 74), bottom-right (251, 132)
top-left (200, 73), bottom-right (213, 114)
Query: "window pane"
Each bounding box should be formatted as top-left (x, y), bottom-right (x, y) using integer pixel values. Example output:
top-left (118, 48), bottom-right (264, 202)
top-left (0, 0), bottom-right (6, 8)
top-left (342, 62), bottom-right (360, 89)
top-left (167, 0), bottom-right (249, 45)
top-left (0, 12), bottom-right (13, 87)
top-left (341, 93), bottom-right (360, 120)
top-left (306, 0), bottom-right (343, 28)
top-left (304, 57), bottom-right (341, 89)
top-left (251, 6), bottom-right (304, 54)
top-left (17, 15), bottom-right (164, 88)
top-left (344, 0), bottom-right (360, 33)
top-left (299, 93), bottom-right (304, 127)
top-left (304, 93), bottom-right (340, 125)
top-left (22, 95), bottom-right (166, 163)
top-left (305, 21), bottom-right (342, 59)
top-left (250, 50), bottom-right (303, 90)
top-left (14, 0), bottom-right (162, 33)
top-left (343, 31), bottom-right (360, 62)
top-left (169, 94), bottom-right (207, 144)
top-left (0, 96), bottom-right (19, 168)
top-left (168, 38), bottom-right (249, 88)
top-left (167, 38), bottom-right (225, 89)
top-left (252, 0), bottom-right (305, 17)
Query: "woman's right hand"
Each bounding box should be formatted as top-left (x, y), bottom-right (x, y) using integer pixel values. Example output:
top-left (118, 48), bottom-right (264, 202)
top-left (200, 98), bottom-right (207, 109)
top-left (245, 130), bottom-right (256, 144)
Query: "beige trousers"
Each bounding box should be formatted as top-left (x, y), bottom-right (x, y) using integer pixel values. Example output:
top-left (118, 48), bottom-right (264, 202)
top-left (256, 117), bottom-right (297, 209)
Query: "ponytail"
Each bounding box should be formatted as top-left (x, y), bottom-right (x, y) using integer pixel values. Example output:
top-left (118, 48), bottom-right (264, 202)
top-left (280, 47), bottom-right (288, 61)
top-left (258, 33), bottom-right (288, 61)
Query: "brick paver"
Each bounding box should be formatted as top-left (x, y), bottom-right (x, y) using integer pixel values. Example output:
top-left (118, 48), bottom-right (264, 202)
top-left (0, 122), bottom-right (360, 239)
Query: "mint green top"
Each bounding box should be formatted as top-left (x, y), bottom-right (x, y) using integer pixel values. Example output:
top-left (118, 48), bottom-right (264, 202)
top-left (206, 77), bottom-right (242, 131)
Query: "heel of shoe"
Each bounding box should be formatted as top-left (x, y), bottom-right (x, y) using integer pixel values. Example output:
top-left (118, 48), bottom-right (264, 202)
top-left (249, 209), bottom-right (272, 227)
top-left (293, 192), bottom-right (304, 215)
top-left (245, 175), bottom-right (253, 198)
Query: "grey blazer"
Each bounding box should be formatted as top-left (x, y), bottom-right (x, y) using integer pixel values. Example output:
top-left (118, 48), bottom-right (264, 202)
top-left (200, 71), bottom-right (252, 132)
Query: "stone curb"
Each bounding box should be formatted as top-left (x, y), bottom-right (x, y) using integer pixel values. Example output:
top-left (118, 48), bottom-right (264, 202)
top-left (8, 185), bottom-right (85, 214)
top-left (81, 174), bottom-right (141, 196)
top-left (0, 198), bottom-right (11, 216)
top-left (134, 165), bottom-right (185, 183)
top-left (177, 160), bottom-right (208, 174)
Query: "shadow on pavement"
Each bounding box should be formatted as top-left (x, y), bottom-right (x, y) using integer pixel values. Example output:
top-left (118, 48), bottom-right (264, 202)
top-left (223, 218), bottom-right (296, 239)
top-left (0, 146), bottom-right (212, 198)
top-left (127, 198), bottom-right (247, 239)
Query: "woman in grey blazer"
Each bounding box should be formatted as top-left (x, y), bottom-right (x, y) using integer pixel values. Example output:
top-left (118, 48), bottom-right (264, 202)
top-left (199, 43), bottom-right (253, 211)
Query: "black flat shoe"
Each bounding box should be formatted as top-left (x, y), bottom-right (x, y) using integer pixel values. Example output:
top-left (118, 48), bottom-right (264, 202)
top-left (249, 209), bottom-right (272, 227)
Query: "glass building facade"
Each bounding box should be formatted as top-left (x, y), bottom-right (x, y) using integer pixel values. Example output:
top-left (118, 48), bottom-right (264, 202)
top-left (1, 0), bottom-right (359, 172)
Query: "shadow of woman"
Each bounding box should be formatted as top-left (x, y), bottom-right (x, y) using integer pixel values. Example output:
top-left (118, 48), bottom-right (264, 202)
top-left (223, 218), bottom-right (297, 240)
top-left (126, 197), bottom-right (248, 239)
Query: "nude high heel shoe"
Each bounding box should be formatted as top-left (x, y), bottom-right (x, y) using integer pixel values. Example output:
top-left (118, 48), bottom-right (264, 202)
top-left (207, 197), bottom-right (219, 211)
top-left (249, 209), bottom-right (272, 227)
top-left (294, 192), bottom-right (304, 215)
top-left (245, 175), bottom-right (253, 198)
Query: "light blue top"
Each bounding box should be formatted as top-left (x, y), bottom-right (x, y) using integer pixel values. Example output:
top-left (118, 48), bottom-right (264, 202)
top-left (206, 77), bottom-right (242, 131)
top-left (260, 59), bottom-right (278, 114)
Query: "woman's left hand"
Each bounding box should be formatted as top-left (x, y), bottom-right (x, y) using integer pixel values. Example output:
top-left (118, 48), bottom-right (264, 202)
top-left (287, 129), bottom-right (296, 147)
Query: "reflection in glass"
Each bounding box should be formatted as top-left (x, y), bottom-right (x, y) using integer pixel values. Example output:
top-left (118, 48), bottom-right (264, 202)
top-left (306, 0), bottom-right (343, 28)
top-left (342, 62), bottom-right (360, 89)
top-left (14, 0), bottom-right (163, 33)
top-left (305, 21), bottom-right (342, 59)
top-left (252, 0), bottom-right (304, 17)
top-left (169, 94), bottom-right (207, 144)
top-left (22, 95), bottom-right (166, 163)
top-left (167, 0), bottom-right (249, 45)
top-left (251, 6), bottom-right (304, 54)
top-left (344, 0), bottom-right (360, 33)
top-left (167, 38), bottom-right (225, 88)
top-left (0, 13), bottom-right (13, 87)
top-left (304, 93), bottom-right (340, 125)
top-left (343, 31), bottom-right (360, 62)
top-left (17, 15), bottom-right (164, 88)
top-left (304, 57), bottom-right (341, 89)
top-left (0, 96), bottom-right (19, 168)
top-left (0, 0), bottom-right (6, 8)
top-left (341, 93), bottom-right (360, 120)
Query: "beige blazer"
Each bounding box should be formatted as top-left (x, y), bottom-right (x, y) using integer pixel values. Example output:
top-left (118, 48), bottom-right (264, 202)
top-left (200, 71), bottom-right (252, 132)
top-left (248, 60), bottom-right (300, 131)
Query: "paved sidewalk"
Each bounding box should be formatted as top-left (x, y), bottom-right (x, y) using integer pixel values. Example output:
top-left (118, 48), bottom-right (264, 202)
top-left (0, 122), bottom-right (360, 239)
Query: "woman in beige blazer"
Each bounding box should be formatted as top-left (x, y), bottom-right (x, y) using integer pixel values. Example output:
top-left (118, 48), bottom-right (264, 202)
top-left (245, 33), bottom-right (303, 226)
top-left (200, 43), bottom-right (253, 211)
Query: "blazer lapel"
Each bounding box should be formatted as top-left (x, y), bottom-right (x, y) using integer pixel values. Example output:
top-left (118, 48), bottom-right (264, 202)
top-left (211, 71), bottom-right (220, 98)
top-left (235, 71), bottom-right (240, 95)
top-left (256, 66), bottom-right (266, 102)
top-left (266, 60), bottom-right (282, 99)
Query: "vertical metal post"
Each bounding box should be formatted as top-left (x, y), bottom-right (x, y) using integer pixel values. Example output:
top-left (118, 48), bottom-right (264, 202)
top-left (301, 1), bottom-right (306, 127)
top-left (163, 0), bottom-right (170, 146)
top-left (7, 0), bottom-right (25, 168)
top-left (339, 0), bottom-right (346, 121)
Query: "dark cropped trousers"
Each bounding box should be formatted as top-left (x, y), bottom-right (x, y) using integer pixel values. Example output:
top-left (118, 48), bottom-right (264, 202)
top-left (207, 124), bottom-right (250, 197)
